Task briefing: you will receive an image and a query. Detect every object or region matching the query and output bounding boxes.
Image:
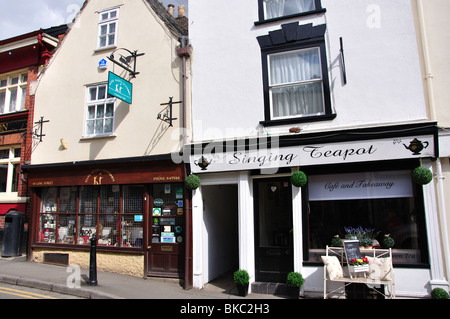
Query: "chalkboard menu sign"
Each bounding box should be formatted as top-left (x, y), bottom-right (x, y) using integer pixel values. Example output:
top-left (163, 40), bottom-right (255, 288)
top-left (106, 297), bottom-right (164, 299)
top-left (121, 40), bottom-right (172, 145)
top-left (343, 240), bottom-right (362, 261)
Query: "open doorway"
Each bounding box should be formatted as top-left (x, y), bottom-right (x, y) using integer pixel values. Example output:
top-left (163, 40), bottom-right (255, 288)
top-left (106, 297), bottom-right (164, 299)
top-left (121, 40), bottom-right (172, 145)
top-left (201, 184), bottom-right (239, 287)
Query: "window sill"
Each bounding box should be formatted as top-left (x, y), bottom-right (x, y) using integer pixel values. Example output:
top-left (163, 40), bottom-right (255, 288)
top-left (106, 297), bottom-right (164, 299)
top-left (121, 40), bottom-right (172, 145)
top-left (260, 113), bottom-right (336, 127)
top-left (80, 134), bottom-right (116, 141)
top-left (254, 8), bottom-right (327, 26)
top-left (93, 45), bottom-right (117, 53)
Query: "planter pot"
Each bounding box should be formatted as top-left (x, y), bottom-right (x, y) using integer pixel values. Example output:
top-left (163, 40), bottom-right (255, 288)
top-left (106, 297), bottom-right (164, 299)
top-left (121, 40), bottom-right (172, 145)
top-left (348, 264), bottom-right (369, 273)
top-left (236, 283), bottom-right (249, 297)
top-left (287, 286), bottom-right (300, 299)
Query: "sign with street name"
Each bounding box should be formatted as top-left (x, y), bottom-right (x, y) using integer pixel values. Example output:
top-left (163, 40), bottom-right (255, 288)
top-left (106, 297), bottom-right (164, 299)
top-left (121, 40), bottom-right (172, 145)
top-left (108, 72), bottom-right (133, 104)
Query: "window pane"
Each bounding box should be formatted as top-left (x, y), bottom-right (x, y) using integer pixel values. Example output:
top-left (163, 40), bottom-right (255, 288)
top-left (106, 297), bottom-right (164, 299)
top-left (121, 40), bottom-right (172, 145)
top-left (123, 185), bottom-right (144, 213)
top-left (0, 80), bottom-right (6, 87)
top-left (11, 77), bottom-right (19, 85)
top-left (108, 34), bottom-right (115, 46)
top-left (96, 105), bottom-right (104, 118)
top-left (98, 86), bottom-right (106, 100)
top-left (89, 87), bottom-right (97, 101)
top-left (58, 215), bottom-right (76, 244)
top-left (20, 87), bottom-right (27, 110)
top-left (0, 91), bottom-right (5, 113)
top-left (86, 120), bottom-right (94, 135)
top-left (0, 164), bottom-right (7, 192)
top-left (21, 74), bottom-right (28, 83)
top-left (59, 187), bottom-right (78, 213)
top-left (99, 185), bottom-right (120, 214)
top-left (0, 149), bottom-right (9, 159)
top-left (11, 164), bottom-right (19, 192)
top-left (88, 105), bottom-right (95, 119)
top-left (109, 22), bottom-right (116, 34)
top-left (265, 0), bottom-right (315, 19)
top-left (78, 215), bottom-right (97, 244)
top-left (100, 24), bottom-right (108, 35)
top-left (79, 186), bottom-right (98, 213)
top-left (104, 118), bottom-right (113, 133)
top-left (121, 215), bottom-right (143, 247)
top-left (105, 103), bottom-right (114, 117)
top-left (110, 11), bottom-right (117, 19)
top-left (271, 81), bottom-right (324, 117)
top-left (101, 13), bottom-right (108, 21)
top-left (99, 35), bottom-right (107, 47)
top-left (9, 88), bottom-right (17, 111)
top-left (40, 214), bottom-right (57, 243)
top-left (95, 119), bottom-right (104, 134)
top-left (41, 187), bottom-right (58, 212)
top-left (98, 215), bottom-right (119, 246)
top-left (269, 48), bottom-right (321, 85)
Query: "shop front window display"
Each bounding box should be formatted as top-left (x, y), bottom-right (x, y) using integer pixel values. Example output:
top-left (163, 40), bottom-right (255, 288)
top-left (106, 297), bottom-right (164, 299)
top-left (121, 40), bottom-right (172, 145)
top-left (38, 185), bottom-right (144, 248)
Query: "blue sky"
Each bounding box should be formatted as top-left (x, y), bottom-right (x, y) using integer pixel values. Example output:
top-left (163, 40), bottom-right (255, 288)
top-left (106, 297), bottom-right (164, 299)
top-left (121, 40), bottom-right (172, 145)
top-left (0, 0), bottom-right (188, 40)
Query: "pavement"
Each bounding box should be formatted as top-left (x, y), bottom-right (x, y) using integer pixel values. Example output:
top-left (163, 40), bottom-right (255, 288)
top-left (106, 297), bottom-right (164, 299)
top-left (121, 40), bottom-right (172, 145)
top-left (0, 254), bottom-right (287, 300)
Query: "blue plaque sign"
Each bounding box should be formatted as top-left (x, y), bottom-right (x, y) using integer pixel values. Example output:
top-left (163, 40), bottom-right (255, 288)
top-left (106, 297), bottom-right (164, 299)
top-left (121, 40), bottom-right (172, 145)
top-left (108, 72), bottom-right (133, 104)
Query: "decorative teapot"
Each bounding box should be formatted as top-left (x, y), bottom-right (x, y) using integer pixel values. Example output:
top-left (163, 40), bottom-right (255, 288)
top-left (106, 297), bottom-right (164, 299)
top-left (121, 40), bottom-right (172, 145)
top-left (403, 138), bottom-right (429, 155)
top-left (196, 156), bottom-right (211, 170)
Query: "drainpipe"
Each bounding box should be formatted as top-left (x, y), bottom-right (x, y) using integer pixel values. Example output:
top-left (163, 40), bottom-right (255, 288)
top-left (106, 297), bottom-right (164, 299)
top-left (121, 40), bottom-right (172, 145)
top-left (417, 0), bottom-right (450, 284)
top-left (177, 36), bottom-right (192, 289)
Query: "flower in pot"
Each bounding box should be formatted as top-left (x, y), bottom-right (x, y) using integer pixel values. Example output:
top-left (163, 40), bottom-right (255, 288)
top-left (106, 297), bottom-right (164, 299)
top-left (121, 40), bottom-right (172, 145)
top-left (286, 272), bottom-right (304, 299)
top-left (359, 238), bottom-right (373, 248)
top-left (233, 269), bottom-right (250, 297)
top-left (348, 257), bottom-right (369, 277)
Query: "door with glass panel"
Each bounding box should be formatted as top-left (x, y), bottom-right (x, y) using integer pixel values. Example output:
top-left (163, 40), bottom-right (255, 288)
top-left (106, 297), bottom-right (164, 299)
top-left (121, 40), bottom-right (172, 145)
top-left (254, 178), bottom-right (294, 282)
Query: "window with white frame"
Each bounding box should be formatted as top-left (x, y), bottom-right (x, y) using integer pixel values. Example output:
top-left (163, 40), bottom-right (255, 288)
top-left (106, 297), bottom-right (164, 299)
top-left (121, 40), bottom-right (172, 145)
top-left (268, 47), bottom-right (325, 119)
top-left (85, 84), bottom-right (115, 137)
top-left (258, 0), bottom-right (324, 22)
top-left (0, 73), bottom-right (28, 114)
top-left (0, 147), bottom-right (21, 193)
top-left (97, 7), bottom-right (119, 49)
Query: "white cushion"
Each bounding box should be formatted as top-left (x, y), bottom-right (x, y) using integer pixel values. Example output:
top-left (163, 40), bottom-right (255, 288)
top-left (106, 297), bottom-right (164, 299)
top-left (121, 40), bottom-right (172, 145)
top-left (367, 257), bottom-right (393, 281)
top-left (321, 256), bottom-right (344, 280)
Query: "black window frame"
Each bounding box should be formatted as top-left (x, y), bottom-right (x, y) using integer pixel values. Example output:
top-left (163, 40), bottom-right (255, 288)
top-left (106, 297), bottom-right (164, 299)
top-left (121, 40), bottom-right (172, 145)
top-left (256, 0), bottom-right (326, 25)
top-left (257, 23), bottom-right (335, 127)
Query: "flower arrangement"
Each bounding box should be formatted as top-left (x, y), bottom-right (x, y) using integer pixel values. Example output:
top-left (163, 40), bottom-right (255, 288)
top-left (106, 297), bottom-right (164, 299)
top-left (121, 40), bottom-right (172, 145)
top-left (344, 226), bottom-right (379, 247)
top-left (348, 257), bottom-right (369, 266)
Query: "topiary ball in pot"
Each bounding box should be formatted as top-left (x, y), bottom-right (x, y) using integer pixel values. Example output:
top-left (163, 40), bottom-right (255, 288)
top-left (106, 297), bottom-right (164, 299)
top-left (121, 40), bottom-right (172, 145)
top-left (382, 234), bottom-right (395, 248)
top-left (291, 171), bottom-right (307, 188)
top-left (286, 272), bottom-right (304, 288)
top-left (331, 235), bottom-right (342, 247)
top-left (431, 287), bottom-right (449, 299)
top-left (412, 166), bottom-right (433, 185)
top-left (185, 174), bottom-right (201, 190)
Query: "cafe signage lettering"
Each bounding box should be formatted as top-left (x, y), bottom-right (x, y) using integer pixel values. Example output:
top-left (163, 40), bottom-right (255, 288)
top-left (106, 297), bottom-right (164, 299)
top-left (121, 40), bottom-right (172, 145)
top-left (85, 169), bottom-right (116, 185)
top-left (190, 135), bottom-right (435, 173)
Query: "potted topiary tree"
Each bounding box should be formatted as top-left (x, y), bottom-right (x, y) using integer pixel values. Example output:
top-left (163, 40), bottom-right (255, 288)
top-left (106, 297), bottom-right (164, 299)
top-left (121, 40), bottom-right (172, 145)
top-left (431, 288), bottom-right (449, 299)
top-left (331, 235), bottom-right (343, 247)
top-left (286, 272), bottom-right (304, 299)
top-left (233, 269), bottom-right (250, 297)
top-left (382, 234), bottom-right (395, 249)
top-left (412, 166), bottom-right (433, 185)
top-left (291, 171), bottom-right (307, 188)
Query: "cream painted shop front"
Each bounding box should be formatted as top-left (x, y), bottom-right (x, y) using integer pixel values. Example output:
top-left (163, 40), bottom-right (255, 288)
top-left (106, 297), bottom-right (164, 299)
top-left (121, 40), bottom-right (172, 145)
top-left (186, 122), bottom-right (448, 298)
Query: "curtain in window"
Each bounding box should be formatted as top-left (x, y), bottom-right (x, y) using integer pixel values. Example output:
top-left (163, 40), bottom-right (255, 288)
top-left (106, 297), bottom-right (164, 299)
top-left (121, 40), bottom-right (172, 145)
top-left (269, 48), bottom-right (324, 117)
top-left (265, 0), bottom-right (315, 19)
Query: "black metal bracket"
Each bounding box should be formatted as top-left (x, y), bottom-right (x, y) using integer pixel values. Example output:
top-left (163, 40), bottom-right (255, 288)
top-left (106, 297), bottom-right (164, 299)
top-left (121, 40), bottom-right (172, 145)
top-left (33, 116), bottom-right (50, 142)
top-left (107, 48), bottom-right (145, 78)
top-left (157, 97), bottom-right (181, 127)
top-left (339, 37), bottom-right (347, 85)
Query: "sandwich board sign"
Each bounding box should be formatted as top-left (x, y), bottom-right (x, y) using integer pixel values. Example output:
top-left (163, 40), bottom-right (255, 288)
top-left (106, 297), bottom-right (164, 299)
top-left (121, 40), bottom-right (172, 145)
top-left (108, 72), bottom-right (133, 104)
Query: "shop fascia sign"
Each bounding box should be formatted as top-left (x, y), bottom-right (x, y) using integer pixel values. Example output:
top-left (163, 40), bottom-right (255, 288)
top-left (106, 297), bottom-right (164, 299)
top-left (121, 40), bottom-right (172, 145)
top-left (108, 72), bottom-right (133, 104)
top-left (189, 135), bottom-right (435, 174)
